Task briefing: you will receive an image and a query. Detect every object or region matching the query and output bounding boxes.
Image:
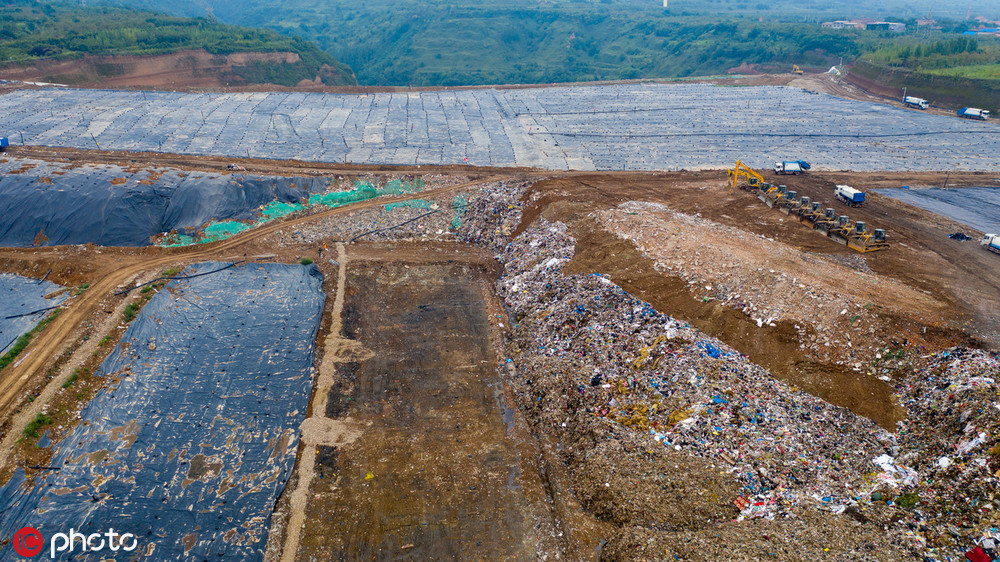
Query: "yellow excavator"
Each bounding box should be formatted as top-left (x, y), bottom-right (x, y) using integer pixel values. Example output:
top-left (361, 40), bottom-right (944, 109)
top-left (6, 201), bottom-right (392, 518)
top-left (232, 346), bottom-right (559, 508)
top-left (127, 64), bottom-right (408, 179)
top-left (727, 160), bottom-right (765, 193)
top-left (792, 65), bottom-right (804, 75)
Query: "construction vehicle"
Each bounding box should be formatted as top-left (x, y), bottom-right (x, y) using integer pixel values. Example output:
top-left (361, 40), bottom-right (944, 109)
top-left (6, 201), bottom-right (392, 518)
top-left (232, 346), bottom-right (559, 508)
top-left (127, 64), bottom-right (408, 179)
top-left (0, 137), bottom-right (7, 152)
top-left (829, 215), bottom-right (854, 244)
top-left (791, 196), bottom-right (811, 221)
top-left (903, 96), bottom-right (929, 110)
top-left (827, 215), bottom-right (854, 244)
top-left (778, 191), bottom-right (800, 215)
top-left (728, 160), bottom-right (766, 192)
top-left (983, 233), bottom-right (1000, 255)
top-left (835, 184), bottom-right (865, 207)
top-left (958, 107), bottom-right (990, 120)
top-left (801, 201), bottom-right (825, 224)
top-left (814, 208), bottom-right (838, 234)
top-left (792, 65), bottom-right (804, 75)
top-left (848, 224), bottom-right (890, 252)
top-left (762, 184), bottom-right (787, 208)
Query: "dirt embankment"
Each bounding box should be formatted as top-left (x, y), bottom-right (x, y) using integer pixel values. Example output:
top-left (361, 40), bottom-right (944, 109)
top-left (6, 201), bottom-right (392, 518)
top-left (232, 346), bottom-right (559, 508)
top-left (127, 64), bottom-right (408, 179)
top-left (0, 49), bottom-right (348, 89)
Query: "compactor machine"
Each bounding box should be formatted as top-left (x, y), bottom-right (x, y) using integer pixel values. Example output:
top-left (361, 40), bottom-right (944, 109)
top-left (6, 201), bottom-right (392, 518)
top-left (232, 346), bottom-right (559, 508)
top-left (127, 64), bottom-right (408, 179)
top-left (847, 222), bottom-right (890, 252)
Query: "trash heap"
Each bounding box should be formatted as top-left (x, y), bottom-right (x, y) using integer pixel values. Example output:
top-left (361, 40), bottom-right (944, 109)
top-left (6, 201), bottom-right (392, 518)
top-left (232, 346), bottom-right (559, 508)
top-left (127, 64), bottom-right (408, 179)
top-left (451, 189), bottom-right (1000, 559)
top-left (277, 179), bottom-right (532, 247)
top-left (886, 348), bottom-right (1000, 558)
top-left (497, 219), bottom-right (893, 510)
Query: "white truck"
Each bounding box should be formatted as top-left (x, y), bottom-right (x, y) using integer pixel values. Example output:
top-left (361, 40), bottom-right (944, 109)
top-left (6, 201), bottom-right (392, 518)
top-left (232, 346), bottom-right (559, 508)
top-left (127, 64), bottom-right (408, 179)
top-left (774, 161), bottom-right (803, 175)
top-left (958, 107), bottom-right (990, 120)
top-left (983, 233), bottom-right (1000, 255)
top-left (835, 184), bottom-right (865, 207)
top-left (903, 96), bottom-right (928, 110)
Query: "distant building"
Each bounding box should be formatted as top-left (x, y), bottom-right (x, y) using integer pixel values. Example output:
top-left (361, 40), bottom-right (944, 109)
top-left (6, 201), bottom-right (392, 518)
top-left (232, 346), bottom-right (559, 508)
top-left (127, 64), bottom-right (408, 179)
top-left (822, 21), bottom-right (856, 29)
top-left (866, 22), bottom-right (906, 32)
top-left (663, 0), bottom-right (668, 7)
top-left (965, 28), bottom-right (1000, 35)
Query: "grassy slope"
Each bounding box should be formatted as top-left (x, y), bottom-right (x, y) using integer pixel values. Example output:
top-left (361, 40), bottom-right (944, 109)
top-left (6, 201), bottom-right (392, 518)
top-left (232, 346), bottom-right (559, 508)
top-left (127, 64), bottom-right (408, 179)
top-left (0, 0), bottom-right (355, 86)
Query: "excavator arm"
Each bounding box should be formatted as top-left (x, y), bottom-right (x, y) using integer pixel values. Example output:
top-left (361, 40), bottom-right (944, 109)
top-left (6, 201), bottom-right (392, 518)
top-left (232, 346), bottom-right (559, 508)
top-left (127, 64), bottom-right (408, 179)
top-left (727, 160), bottom-right (765, 192)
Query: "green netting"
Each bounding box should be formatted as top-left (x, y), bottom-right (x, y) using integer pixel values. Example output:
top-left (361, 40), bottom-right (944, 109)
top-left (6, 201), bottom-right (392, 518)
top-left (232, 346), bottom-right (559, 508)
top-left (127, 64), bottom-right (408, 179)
top-left (260, 200), bottom-right (306, 220)
top-left (160, 178), bottom-right (427, 247)
top-left (385, 199), bottom-right (432, 212)
top-left (202, 220), bottom-right (252, 242)
top-left (451, 195), bottom-right (468, 230)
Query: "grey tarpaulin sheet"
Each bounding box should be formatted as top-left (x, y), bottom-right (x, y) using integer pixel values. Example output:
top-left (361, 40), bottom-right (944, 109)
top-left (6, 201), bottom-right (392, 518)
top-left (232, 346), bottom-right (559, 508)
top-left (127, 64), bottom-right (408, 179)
top-left (1, 84), bottom-right (999, 171)
top-left (876, 186), bottom-right (1000, 234)
top-left (0, 262), bottom-right (325, 560)
top-left (0, 273), bottom-right (66, 355)
top-left (0, 158), bottom-right (328, 247)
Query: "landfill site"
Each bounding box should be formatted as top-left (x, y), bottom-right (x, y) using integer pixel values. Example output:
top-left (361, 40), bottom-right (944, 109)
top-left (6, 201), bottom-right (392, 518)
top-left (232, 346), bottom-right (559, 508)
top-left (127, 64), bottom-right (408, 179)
top-left (0, 79), bottom-right (998, 562)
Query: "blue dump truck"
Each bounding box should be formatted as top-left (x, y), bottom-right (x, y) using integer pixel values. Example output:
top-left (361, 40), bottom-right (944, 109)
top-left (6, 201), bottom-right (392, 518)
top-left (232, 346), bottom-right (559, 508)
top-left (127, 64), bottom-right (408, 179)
top-left (958, 107), bottom-right (990, 120)
top-left (0, 137), bottom-right (7, 152)
top-left (835, 184), bottom-right (865, 207)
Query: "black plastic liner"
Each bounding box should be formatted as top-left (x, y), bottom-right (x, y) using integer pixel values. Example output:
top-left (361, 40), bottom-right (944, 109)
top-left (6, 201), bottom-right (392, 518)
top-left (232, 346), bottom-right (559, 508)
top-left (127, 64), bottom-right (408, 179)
top-left (0, 159), bottom-right (328, 247)
top-left (0, 273), bottom-right (67, 355)
top-left (0, 262), bottom-right (325, 560)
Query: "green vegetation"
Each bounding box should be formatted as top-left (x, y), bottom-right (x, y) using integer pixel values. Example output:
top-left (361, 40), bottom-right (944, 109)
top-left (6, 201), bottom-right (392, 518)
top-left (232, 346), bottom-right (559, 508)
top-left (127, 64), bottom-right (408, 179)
top-left (61, 367), bottom-right (86, 388)
top-left (300, 258), bottom-right (314, 265)
top-left (250, 9), bottom-right (865, 86)
top-left (926, 64), bottom-right (1000, 80)
top-left (107, 0), bottom-right (1000, 87)
top-left (23, 412), bottom-right (53, 438)
top-left (0, 0), bottom-right (354, 86)
top-left (122, 302), bottom-right (139, 323)
top-left (0, 309), bottom-right (61, 371)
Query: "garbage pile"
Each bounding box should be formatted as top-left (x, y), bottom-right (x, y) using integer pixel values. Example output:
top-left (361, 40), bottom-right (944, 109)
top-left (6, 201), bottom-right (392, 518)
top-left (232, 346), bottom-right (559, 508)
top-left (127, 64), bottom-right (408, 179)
top-left (886, 348), bottom-right (1000, 558)
top-left (496, 218), bottom-right (893, 509)
top-left (278, 179), bottom-right (531, 247)
top-left (452, 192), bottom-right (1000, 560)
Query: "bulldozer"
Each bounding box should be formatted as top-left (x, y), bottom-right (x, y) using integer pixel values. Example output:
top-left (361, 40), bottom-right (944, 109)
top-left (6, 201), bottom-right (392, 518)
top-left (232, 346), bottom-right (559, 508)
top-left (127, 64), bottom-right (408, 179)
top-left (761, 184), bottom-right (788, 208)
top-left (800, 201), bottom-right (825, 224)
top-left (829, 215), bottom-right (854, 244)
top-left (727, 160), bottom-right (766, 193)
top-left (847, 222), bottom-right (890, 253)
top-left (814, 208), bottom-right (838, 234)
top-left (777, 190), bottom-right (800, 215)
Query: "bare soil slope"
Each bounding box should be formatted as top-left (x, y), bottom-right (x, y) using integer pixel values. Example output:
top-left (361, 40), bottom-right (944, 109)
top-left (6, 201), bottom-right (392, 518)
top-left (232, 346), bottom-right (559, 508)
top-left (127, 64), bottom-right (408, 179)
top-left (0, 49), bottom-right (349, 89)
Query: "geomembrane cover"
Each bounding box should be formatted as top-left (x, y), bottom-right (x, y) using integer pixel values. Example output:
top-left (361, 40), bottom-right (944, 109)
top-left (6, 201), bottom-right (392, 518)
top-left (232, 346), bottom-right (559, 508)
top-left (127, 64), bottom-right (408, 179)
top-left (0, 262), bottom-right (324, 560)
top-left (1, 84), bottom-right (999, 171)
top-left (0, 273), bottom-right (67, 356)
top-left (0, 158), bottom-right (328, 247)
